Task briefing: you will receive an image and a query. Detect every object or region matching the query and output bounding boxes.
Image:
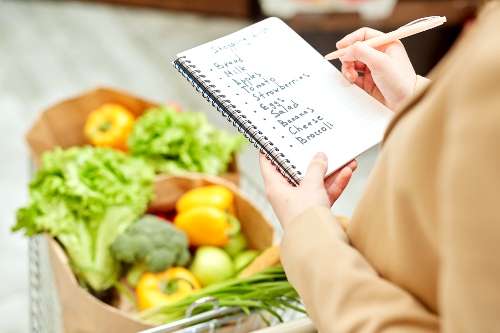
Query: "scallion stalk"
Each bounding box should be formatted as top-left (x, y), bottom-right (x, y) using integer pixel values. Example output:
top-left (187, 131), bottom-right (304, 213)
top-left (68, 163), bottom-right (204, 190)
top-left (137, 266), bottom-right (305, 324)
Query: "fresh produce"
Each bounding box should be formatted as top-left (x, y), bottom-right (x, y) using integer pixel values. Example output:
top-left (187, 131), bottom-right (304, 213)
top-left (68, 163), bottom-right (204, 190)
top-left (223, 232), bottom-right (249, 258)
top-left (239, 245), bottom-right (281, 278)
top-left (165, 102), bottom-right (182, 112)
top-left (13, 146), bottom-right (155, 292)
top-left (154, 210), bottom-right (178, 222)
top-left (176, 185), bottom-right (235, 215)
top-left (136, 267), bottom-right (201, 311)
top-left (111, 215), bottom-right (191, 287)
top-left (127, 105), bottom-right (246, 174)
top-left (174, 206), bottom-right (240, 247)
top-left (234, 250), bottom-right (259, 272)
top-left (84, 103), bottom-right (135, 151)
top-left (189, 246), bottom-right (234, 287)
top-left (137, 266), bottom-right (305, 324)
top-left (174, 185), bottom-right (241, 247)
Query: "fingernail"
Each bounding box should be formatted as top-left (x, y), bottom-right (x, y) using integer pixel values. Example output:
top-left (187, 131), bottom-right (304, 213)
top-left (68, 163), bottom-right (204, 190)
top-left (346, 71), bottom-right (351, 81)
top-left (314, 152), bottom-right (327, 161)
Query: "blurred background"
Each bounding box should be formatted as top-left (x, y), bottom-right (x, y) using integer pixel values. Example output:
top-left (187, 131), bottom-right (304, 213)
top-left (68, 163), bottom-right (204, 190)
top-left (0, 0), bottom-right (481, 332)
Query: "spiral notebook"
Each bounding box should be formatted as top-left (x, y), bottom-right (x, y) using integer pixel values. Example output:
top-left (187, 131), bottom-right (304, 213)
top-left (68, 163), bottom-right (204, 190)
top-left (173, 17), bottom-right (394, 186)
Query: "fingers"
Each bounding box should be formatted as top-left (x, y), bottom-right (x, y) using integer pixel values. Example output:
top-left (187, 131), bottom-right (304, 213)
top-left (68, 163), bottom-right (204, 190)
top-left (340, 41), bottom-right (390, 72)
top-left (347, 159), bottom-right (358, 172)
top-left (336, 27), bottom-right (386, 49)
top-left (341, 59), bottom-right (369, 83)
top-left (324, 160), bottom-right (357, 189)
top-left (325, 167), bottom-right (353, 205)
top-left (259, 153), bottom-right (290, 190)
top-left (323, 160), bottom-right (357, 205)
top-left (301, 152), bottom-right (328, 188)
top-left (342, 61), bottom-right (357, 83)
top-left (259, 152), bottom-right (283, 183)
top-left (350, 61), bottom-right (368, 73)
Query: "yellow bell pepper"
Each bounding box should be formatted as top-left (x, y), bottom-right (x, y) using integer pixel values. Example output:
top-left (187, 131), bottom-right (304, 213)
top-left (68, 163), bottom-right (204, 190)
top-left (136, 267), bottom-right (201, 311)
top-left (173, 206), bottom-right (240, 247)
top-left (83, 103), bottom-right (135, 151)
top-left (176, 185), bottom-right (235, 216)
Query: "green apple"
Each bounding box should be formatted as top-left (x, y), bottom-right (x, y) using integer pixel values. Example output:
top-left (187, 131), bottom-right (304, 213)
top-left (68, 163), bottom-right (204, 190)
top-left (234, 250), bottom-right (259, 272)
top-left (223, 232), bottom-right (248, 258)
top-left (189, 246), bottom-right (234, 286)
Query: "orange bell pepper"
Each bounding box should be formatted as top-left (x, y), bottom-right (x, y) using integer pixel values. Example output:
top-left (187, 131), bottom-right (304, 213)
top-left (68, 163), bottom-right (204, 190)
top-left (83, 103), bottom-right (135, 151)
top-left (173, 206), bottom-right (240, 247)
top-left (136, 267), bottom-right (201, 311)
top-left (176, 185), bottom-right (236, 216)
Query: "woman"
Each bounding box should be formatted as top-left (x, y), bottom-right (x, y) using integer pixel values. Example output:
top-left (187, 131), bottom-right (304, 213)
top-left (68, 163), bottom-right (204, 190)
top-left (260, 2), bottom-right (500, 332)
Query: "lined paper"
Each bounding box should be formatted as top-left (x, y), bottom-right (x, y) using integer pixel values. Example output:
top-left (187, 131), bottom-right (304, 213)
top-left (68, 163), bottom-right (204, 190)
top-left (177, 17), bottom-right (394, 183)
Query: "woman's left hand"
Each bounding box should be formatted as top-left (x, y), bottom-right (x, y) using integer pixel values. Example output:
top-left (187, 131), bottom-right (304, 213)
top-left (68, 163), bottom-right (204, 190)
top-left (259, 152), bottom-right (357, 230)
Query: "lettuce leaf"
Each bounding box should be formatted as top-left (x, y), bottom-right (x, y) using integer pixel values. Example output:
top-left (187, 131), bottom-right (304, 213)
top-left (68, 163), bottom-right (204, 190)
top-left (128, 106), bottom-right (246, 175)
top-left (13, 146), bottom-right (155, 292)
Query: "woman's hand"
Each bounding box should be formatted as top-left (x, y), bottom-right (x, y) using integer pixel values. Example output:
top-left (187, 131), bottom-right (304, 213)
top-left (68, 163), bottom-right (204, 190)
top-left (337, 28), bottom-right (417, 111)
top-left (259, 152), bottom-right (357, 230)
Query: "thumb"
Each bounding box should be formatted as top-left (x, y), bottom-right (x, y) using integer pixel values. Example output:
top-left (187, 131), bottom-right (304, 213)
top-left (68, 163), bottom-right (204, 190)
top-left (301, 152), bottom-right (328, 188)
top-left (342, 41), bottom-right (390, 73)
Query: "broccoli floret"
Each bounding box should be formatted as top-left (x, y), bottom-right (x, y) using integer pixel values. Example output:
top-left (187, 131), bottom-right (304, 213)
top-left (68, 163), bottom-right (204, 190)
top-left (111, 214), bottom-right (191, 287)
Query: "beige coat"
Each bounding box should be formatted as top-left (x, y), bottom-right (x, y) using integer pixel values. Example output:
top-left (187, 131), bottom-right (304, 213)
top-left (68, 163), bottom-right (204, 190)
top-left (280, 3), bottom-right (500, 332)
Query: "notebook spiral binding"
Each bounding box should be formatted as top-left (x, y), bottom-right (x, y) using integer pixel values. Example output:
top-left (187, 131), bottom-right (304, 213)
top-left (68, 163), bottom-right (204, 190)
top-left (173, 56), bottom-right (301, 186)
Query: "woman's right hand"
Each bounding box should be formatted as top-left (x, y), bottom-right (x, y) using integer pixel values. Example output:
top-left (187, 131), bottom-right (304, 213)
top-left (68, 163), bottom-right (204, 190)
top-left (337, 28), bottom-right (417, 111)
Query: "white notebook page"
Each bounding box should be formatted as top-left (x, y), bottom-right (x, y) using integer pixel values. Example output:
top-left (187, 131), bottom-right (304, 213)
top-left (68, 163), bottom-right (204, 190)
top-left (177, 17), bottom-right (394, 182)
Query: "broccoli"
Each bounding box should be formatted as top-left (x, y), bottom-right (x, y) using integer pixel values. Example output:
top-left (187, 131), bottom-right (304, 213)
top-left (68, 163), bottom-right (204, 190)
top-left (111, 214), bottom-right (191, 287)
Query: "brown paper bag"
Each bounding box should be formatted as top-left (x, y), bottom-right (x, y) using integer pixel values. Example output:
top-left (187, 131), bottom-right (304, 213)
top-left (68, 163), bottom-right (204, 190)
top-left (26, 87), bottom-right (240, 184)
top-left (47, 174), bottom-right (274, 333)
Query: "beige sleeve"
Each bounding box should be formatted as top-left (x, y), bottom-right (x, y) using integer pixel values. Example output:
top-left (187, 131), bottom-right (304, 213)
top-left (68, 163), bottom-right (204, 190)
top-left (414, 75), bottom-right (431, 95)
top-left (436, 45), bottom-right (500, 333)
top-left (280, 206), bottom-right (438, 333)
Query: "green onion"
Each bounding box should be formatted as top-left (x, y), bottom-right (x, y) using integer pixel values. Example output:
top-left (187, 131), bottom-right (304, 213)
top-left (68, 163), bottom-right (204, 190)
top-left (136, 266), bottom-right (305, 324)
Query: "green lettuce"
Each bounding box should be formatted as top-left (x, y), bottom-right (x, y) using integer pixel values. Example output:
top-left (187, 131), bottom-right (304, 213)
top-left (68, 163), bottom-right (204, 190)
top-left (13, 146), bottom-right (155, 292)
top-left (128, 106), bottom-right (246, 175)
